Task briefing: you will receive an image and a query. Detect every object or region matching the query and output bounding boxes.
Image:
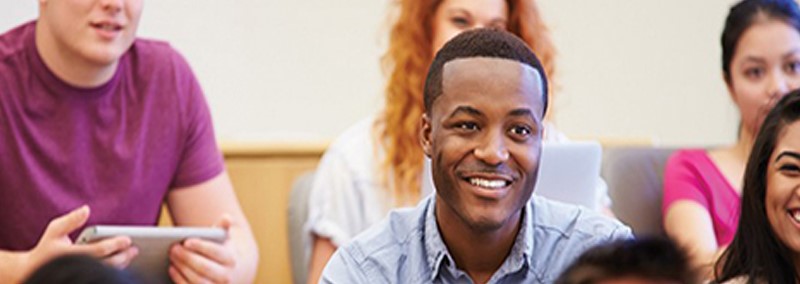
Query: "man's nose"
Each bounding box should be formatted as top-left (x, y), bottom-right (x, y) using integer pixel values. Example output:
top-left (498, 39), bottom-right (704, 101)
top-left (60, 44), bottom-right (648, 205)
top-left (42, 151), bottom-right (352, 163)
top-left (474, 131), bottom-right (509, 166)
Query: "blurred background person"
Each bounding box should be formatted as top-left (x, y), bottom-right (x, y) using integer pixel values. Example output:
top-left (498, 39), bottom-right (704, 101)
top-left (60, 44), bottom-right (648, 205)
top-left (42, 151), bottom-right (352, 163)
top-left (662, 0), bottom-right (800, 278)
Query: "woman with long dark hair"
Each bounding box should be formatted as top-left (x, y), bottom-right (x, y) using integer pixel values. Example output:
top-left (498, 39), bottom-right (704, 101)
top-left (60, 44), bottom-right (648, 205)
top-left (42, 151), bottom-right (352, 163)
top-left (715, 90), bottom-right (800, 283)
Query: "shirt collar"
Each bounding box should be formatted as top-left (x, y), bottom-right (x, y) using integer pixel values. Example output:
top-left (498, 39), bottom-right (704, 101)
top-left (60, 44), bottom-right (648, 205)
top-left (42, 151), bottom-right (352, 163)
top-left (423, 196), bottom-right (535, 282)
top-left (423, 196), bottom-right (450, 281)
top-left (494, 201), bottom-right (534, 278)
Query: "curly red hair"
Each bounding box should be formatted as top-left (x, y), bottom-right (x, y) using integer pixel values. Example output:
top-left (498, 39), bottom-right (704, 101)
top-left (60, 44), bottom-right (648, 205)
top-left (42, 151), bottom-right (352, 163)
top-left (376, 0), bottom-right (557, 206)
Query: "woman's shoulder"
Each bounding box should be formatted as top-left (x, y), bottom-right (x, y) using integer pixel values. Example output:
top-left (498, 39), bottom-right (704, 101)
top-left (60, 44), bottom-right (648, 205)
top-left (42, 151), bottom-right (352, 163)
top-left (665, 148), bottom-right (713, 171)
top-left (323, 115), bottom-right (382, 160)
top-left (662, 148), bottom-right (724, 193)
top-left (669, 148), bottom-right (708, 161)
top-left (316, 115), bottom-right (383, 179)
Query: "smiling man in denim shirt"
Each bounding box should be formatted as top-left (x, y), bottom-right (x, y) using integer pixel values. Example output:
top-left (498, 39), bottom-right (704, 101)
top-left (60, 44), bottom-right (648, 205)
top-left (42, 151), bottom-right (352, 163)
top-left (320, 28), bottom-right (632, 284)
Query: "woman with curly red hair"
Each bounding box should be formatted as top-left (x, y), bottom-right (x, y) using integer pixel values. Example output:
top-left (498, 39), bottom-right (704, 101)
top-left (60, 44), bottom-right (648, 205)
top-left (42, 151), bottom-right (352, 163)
top-left (304, 1), bottom-right (562, 282)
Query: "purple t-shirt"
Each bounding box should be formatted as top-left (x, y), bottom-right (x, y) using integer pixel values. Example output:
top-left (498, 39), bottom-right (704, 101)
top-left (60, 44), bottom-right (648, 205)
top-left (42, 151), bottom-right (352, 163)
top-left (662, 149), bottom-right (740, 247)
top-left (0, 21), bottom-right (224, 250)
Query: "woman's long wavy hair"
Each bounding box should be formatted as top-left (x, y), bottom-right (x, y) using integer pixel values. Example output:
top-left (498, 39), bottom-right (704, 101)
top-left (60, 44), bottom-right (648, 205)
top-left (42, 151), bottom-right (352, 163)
top-left (714, 91), bottom-right (800, 284)
top-left (376, 0), bottom-right (557, 205)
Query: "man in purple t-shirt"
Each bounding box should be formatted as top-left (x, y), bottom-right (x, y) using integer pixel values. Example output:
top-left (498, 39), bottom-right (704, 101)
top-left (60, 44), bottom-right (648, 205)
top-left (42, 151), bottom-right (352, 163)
top-left (0, 1), bottom-right (258, 283)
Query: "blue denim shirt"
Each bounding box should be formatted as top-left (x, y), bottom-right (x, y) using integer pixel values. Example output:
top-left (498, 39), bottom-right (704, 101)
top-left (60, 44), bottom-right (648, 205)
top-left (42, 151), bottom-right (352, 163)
top-left (320, 195), bottom-right (633, 284)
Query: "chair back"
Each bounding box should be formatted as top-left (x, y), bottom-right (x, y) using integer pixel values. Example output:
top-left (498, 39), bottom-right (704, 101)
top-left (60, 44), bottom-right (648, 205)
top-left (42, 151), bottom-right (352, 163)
top-left (602, 147), bottom-right (676, 237)
top-left (287, 171), bottom-right (315, 284)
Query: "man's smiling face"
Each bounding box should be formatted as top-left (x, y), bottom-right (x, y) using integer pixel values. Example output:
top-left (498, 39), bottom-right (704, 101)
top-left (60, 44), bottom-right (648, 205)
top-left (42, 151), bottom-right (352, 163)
top-left (422, 56), bottom-right (545, 232)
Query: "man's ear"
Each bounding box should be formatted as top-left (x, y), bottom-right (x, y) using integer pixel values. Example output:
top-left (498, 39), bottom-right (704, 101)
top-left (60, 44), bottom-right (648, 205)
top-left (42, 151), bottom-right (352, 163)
top-left (420, 113), bottom-right (433, 158)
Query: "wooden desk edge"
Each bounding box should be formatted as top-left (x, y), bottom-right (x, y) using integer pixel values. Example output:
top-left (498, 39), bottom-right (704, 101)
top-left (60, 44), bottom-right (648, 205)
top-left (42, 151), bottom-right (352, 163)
top-left (219, 141), bottom-right (330, 158)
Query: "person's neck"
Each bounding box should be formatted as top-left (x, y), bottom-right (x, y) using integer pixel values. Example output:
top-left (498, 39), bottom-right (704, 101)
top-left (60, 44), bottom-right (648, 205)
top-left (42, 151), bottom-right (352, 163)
top-left (35, 21), bottom-right (118, 88)
top-left (435, 197), bottom-right (522, 284)
top-left (733, 125), bottom-right (756, 162)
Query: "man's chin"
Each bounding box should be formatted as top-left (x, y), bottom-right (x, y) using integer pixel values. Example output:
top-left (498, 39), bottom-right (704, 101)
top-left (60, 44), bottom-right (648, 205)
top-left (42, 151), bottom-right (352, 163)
top-left (84, 43), bottom-right (131, 66)
top-left (81, 54), bottom-right (118, 68)
top-left (464, 215), bottom-right (510, 233)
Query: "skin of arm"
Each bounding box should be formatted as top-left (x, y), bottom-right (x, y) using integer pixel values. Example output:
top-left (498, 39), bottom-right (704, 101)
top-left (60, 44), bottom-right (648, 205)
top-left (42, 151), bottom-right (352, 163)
top-left (0, 251), bottom-right (27, 284)
top-left (664, 200), bottom-right (726, 279)
top-left (166, 172), bottom-right (259, 284)
top-left (307, 235), bottom-right (337, 284)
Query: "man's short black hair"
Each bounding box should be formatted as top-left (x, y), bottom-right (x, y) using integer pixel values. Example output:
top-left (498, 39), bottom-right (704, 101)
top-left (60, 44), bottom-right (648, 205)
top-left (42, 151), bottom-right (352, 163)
top-left (423, 28), bottom-right (549, 115)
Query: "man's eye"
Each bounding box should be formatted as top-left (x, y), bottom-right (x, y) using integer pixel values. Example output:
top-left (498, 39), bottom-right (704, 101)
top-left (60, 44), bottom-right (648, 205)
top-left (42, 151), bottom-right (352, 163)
top-left (786, 61), bottom-right (800, 74)
top-left (509, 125), bottom-right (531, 136)
top-left (456, 122), bottom-right (479, 131)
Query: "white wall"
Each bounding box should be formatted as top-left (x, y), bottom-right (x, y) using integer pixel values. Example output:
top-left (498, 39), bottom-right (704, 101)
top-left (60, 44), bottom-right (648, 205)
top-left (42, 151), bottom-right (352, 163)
top-left (1, 0), bottom-right (740, 146)
top-left (540, 0), bottom-right (738, 146)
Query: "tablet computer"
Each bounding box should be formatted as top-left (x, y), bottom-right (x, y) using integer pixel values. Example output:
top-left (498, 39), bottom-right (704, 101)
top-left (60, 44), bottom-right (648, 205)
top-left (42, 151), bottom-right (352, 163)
top-left (77, 226), bottom-right (227, 284)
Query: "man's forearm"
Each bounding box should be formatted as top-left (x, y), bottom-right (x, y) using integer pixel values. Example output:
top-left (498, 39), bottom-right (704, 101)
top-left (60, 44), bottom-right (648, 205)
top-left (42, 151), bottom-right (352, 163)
top-left (233, 226), bottom-right (259, 284)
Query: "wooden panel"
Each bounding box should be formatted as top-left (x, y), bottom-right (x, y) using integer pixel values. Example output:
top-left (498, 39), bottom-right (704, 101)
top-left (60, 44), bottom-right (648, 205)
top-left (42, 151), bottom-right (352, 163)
top-left (159, 142), bottom-right (326, 284)
top-left (228, 156), bottom-right (319, 284)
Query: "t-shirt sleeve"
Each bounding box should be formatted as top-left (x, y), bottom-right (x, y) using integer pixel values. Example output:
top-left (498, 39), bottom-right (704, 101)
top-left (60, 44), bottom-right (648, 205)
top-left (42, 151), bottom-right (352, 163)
top-left (168, 50), bottom-right (224, 188)
top-left (304, 147), bottom-right (361, 248)
top-left (661, 150), bottom-right (711, 216)
top-left (304, 118), bottom-right (382, 263)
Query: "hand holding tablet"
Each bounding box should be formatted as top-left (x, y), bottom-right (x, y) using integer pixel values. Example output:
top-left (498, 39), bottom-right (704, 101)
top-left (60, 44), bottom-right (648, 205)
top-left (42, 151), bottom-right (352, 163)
top-left (14, 206), bottom-right (134, 283)
top-left (77, 225), bottom-right (227, 284)
top-left (167, 215), bottom-right (243, 284)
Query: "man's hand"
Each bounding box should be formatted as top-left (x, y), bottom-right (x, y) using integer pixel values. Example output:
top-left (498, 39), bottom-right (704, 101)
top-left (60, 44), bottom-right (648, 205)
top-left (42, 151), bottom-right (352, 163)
top-left (168, 214), bottom-right (240, 284)
top-left (25, 206), bottom-right (138, 274)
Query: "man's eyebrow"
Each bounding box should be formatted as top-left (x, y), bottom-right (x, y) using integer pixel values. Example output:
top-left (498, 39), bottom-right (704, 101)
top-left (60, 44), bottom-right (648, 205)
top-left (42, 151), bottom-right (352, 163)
top-left (508, 108), bottom-right (536, 120)
top-left (775, 151), bottom-right (800, 162)
top-left (447, 106), bottom-right (484, 119)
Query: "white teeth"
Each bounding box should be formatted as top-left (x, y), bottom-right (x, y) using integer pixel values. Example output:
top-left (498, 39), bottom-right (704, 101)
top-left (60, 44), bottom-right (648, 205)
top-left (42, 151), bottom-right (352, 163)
top-left (791, 210), bottom-right (800, 223)
top-left (469, 178), bottom-right (507, 189)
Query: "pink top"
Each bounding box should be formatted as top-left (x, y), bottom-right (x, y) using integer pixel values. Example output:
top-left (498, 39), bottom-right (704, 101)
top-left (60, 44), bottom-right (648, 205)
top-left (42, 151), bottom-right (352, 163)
top-left (662, 149), bottom-right (740, 246)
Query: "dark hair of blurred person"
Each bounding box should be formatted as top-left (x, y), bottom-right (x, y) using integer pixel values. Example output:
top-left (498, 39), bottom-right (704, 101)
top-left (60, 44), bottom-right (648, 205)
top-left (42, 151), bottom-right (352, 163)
top-left (557, 238), bottom-right (697, 284)
top-left (24, 254), bottom-right (140, 284)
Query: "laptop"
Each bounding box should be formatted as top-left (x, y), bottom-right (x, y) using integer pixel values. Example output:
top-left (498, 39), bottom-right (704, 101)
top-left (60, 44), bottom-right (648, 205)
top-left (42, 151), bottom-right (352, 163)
top-left (533, 141), bottom-right (603, 210)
